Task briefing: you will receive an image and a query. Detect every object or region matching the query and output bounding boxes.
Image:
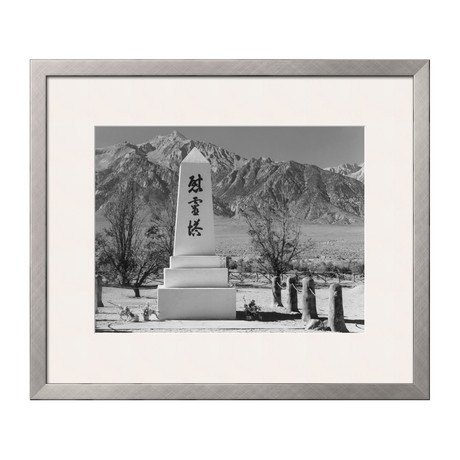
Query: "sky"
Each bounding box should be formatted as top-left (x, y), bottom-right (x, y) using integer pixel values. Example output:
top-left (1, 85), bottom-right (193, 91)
top-left (95, 126), bottom-right (364, 168)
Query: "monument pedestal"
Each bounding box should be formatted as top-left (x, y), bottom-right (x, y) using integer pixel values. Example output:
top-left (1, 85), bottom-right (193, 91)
top-left (164, 267), bottom-right (229, 288)
top-left (157, 286), bottom-right (236, 320)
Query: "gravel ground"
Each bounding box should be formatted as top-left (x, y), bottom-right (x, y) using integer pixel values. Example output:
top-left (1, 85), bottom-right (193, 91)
top-left (96, 284), bottom-right (364, 333)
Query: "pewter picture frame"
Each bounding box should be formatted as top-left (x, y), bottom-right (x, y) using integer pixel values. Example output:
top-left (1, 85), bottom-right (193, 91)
top-left (30, 59), bottom-right (429, 399)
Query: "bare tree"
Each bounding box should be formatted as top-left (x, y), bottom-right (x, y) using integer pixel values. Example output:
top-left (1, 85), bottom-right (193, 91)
top-left (241, 197), bottom-right (313, 277)
top-left (96, 181), bottom-right (163, 297)
top-left (147, 187), bottom-right (177, 267)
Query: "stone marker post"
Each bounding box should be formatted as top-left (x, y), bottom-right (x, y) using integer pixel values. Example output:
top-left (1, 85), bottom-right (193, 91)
top-left (301, 276), bottom-right (318, 322)
top-left (302, 276), bottom-right (323, 330)
top-left (95, 274), bottom-right (104, 312)
top-left (286, 276), bottom-right (299, 313)
top-left (327, 283), bottom-right (349, 332)
top-left (271, 275), bottom-right (283, 308)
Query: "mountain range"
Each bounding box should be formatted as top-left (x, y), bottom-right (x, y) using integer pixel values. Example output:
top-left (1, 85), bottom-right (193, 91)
top-left (95, 130), bottom-right (364, 224)
top-left (324, 162), bottom-right (365, 183)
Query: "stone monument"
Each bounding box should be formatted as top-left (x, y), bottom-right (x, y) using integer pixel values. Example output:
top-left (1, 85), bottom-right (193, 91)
top-left (157, 147), bottom-right (236, 320)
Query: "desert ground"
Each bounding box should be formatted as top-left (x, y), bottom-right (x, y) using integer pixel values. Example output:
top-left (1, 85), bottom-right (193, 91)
top-left (95, 282), bottom-right (364, 333)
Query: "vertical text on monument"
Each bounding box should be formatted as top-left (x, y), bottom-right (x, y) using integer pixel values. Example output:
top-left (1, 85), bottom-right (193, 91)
top-left (173, 148), bottom-right (216, 256)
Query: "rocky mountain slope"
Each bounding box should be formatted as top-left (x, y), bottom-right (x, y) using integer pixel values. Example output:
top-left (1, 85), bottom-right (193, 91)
top-left (96, 131), bottom-right (364, 224)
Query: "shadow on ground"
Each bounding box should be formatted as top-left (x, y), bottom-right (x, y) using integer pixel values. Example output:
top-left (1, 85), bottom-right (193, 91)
top-left (237, 311), bottom-right (302, 322)
top-left (317, 315), bottom-right (365, 326)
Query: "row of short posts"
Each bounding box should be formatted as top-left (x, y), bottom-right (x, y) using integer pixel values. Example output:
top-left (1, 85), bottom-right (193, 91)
top-left (272, 275), bottom-right (348, 332)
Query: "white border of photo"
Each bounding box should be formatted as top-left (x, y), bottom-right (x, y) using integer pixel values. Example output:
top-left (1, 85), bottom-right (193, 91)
top-left (46, 75), bottom-right (413, 384)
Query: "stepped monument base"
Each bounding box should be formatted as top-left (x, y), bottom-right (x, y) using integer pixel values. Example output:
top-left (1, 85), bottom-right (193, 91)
top-left (157, 286), bottom-right (236, 320)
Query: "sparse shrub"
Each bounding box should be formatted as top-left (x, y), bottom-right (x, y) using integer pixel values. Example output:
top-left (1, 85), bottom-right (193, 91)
top-left (244, 259), bottom-right (255, 273)
top-left (228, 258), bottom-right (238, 270)
top-left (314, 261), bottom-right (328, 274)
top-left (291, 259), bottom-right (310, 273)
top-left (325, 261), bottom-right (335, 272)
top-left (236, 258), bottom-right (246, 273)
top-left (350, 261), bottom-right (364, 275)
top-left (334, 260), bottom-right (351, 274)
top-left (247, 257), bottom-right (265, 274)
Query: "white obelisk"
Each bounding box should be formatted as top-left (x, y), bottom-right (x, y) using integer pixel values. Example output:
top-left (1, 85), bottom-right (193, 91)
top-left (157, 148), bottom-right (236, 320)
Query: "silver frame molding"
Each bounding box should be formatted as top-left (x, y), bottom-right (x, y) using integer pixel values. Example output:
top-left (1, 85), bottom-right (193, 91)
top-left (30, 60), bottom-right (429, 400)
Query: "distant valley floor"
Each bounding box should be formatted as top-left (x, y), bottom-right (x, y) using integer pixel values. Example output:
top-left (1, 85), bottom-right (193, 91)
top-left (214, 217), bottom-right (364, 260)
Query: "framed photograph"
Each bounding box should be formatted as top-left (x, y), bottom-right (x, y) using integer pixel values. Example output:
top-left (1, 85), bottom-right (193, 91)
top-left (31, 59), bottom-right (429, 399)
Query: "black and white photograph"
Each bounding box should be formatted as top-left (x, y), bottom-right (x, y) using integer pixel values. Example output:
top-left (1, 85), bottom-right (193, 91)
top-left (95, 126), bottom-right (365, 333)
